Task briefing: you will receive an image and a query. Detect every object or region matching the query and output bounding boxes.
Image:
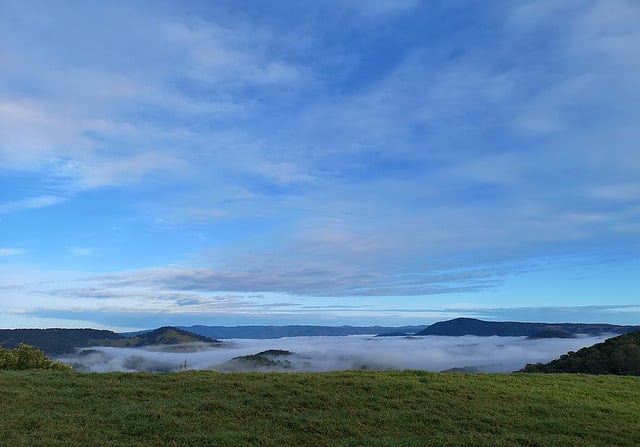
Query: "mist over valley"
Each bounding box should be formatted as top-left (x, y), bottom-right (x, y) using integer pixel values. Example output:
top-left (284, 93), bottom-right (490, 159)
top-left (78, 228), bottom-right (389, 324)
top-left (56, 334), bottom-right (611, 374)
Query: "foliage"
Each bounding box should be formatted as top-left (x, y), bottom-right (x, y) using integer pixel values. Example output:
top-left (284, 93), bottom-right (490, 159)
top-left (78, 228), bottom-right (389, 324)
top-left (101, 326), bottom-right (218, 347)
top-left (0, 327), bottom-right (218, 355)
top-left (216, 350), bottom-right (294, 371)
top-left (526, 329), bottom-right (574, 339)
top-left (0, 344), bottom-right (71, 371)
top-left (521, 330), bottom-right (640, 375)
top-left (0, 370), bottom-right (639, 446)
top-left (0, 328), bottom-right (123, 355)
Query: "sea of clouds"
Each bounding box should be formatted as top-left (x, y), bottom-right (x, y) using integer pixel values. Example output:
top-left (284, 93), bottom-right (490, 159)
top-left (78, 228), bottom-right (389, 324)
top-left (56, 334), bottom-right (610, 373)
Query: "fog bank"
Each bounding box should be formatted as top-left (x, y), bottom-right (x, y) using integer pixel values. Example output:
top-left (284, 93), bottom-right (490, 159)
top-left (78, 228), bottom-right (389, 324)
top-left (57, 335), bottom-right (610, 373)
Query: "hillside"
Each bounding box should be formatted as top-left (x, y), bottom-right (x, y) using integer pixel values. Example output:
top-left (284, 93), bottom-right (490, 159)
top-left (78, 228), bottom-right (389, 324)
top-left (0, 327), bottom-right (217, 355)
top-left (216, 349), bottom-right (296, 372)
top-left (0, 370), bottom-right (638, 446)
top-left (526, 328), bottom-right (575, 339)
top-left (0, 328), bottom-right (123, 355)
top-left (521, 330), bottom-right (640, 375)
top-left (103, 326), bottom-right (218, 347)
top-left (418, 317), bottom-right (639, 337)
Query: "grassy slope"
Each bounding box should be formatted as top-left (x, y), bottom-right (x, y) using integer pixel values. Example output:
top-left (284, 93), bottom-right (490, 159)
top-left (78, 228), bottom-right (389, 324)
top-left (1, 371), bottom-right (638, 447)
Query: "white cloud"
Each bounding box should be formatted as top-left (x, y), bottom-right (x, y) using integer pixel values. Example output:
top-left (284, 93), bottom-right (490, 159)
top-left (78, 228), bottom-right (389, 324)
top-left (77, 260), bottom-right (501, 299)
top-left (0, 195), bottom-right (66, 214)
top-left (77, 152), bottom-right (185, 189)
top-left (67, 247), bottom-right (95, 257)
top-left (591, 183), bottom-right (640, 201)
top-left (160, 20), bottom-right (303, 86)
top-left (323, 0), bottom-right (419, 20)
top-left (183, 208), bottom-right (229, 223)
top-left (0, 99), bottom-right (86, 164)
top-left (0, 248), bottom-right (27, 257)
top-left (252, 161), bottom-right (317, 186)
top-left (604, 306), bottom-right (640, 314)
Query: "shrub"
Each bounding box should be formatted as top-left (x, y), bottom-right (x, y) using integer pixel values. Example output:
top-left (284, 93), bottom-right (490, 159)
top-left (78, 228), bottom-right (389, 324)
top-left (0, 344), bottom-right (71, 371)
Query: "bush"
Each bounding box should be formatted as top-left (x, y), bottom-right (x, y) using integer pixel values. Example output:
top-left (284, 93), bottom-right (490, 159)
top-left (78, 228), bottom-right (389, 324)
top-left (0, 344), bottom-right (71, 371)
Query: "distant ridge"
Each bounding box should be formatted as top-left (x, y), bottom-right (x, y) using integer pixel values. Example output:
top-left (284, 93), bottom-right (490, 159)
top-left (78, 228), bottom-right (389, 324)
top-left (417, 318), bottom-right (639, 337)
top-left (0, 328), bottom-right (123, 355)
top-left (527, 329), bottom-right (574, 339)
top-left (180, 325), bottom-right (427, 339)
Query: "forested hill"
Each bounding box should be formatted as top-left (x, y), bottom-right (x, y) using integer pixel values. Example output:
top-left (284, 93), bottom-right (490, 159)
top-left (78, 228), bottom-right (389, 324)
top-left (418, 317), bottom-right (639, 337)
top-left (0, 327), bottom-right (217, 355)
top-left (520, 330), bottom-right (640, 375)
top-left (101, 326), bottom-right (218, 347)
top-left (0, 328), bottom-right (123, 355)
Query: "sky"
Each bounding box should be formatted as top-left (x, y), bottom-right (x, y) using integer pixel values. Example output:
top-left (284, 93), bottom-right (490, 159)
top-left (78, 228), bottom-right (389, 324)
top-left (1, 0), bottom-right (639, 331)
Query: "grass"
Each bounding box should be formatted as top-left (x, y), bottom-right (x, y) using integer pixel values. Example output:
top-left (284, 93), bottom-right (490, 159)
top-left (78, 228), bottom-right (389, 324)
top-left (0, 370), bottom-right (639, 446)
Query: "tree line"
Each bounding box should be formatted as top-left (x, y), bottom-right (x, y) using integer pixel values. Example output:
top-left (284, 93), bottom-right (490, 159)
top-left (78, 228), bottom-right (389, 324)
top-left (521, 330), bottom-right (640, 375)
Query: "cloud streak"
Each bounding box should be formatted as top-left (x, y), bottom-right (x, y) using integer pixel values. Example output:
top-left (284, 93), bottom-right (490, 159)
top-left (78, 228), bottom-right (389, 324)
top-left (0, 195), bottom-right (66, 214)
top-left (89, 263), bottom-right (501, 298)
top-left (0, 248), bottom-right (28, 257)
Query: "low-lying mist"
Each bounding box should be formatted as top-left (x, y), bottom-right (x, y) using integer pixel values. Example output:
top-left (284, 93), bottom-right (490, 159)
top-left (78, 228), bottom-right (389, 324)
top-left (56, 335), bottom-right (610, 373)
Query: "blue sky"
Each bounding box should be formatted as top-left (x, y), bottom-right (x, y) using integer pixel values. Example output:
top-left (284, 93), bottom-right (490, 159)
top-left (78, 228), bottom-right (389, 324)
top-left (1, 0), bottom-right (639, 331)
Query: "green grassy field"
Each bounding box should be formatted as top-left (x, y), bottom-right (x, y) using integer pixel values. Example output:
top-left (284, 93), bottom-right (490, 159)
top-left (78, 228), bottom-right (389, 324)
top-left (1, 370), bottom-right (638, 446)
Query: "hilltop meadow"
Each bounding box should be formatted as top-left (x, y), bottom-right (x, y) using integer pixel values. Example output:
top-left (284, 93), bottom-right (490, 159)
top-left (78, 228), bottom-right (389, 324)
top-left (1, 370), bottom-right (639, 446)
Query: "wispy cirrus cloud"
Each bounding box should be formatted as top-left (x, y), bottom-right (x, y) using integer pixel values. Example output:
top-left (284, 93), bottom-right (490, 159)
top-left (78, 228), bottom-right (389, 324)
top-left (0, 195), bottom-right (66, 214)
top-left (89, 263), bottom-right (500, 298)
top-left (66, 247), bottom-right (96, 257)
top-left (0, 248), bottom-right (28, 257)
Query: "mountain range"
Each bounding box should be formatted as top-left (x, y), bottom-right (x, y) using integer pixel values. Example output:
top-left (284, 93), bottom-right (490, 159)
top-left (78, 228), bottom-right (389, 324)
top-left (2, 318), bottom-right (638, 356)
top-left (179, 324), bottom-right (427, 339)
top-left (415, 317), bottom-right (639, 337)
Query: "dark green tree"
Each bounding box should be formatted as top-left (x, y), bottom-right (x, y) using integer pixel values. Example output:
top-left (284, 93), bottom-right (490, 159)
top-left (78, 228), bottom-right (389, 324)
top-left (521, 331), bottom-right (640, 375)
top-left (0, 344), bottom-right (71, 371)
